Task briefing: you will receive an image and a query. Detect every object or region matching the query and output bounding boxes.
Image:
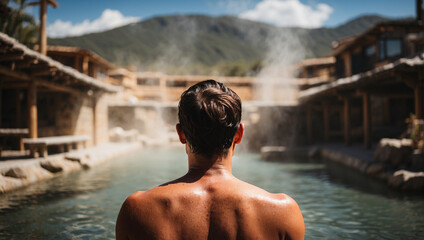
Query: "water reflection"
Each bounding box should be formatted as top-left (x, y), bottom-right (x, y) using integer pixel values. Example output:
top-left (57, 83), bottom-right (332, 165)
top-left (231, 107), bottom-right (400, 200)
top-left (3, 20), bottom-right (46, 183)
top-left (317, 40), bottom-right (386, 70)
top-left (0, 147), bottom-right (423, 240)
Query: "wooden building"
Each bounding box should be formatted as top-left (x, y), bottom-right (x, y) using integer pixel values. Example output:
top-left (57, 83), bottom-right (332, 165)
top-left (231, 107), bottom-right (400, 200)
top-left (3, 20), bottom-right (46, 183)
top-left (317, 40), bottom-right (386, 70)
top-left (135, 72), bottom-right (256, 102)
top-left (0, 32), bottom-right (121, 152)
top-left (47, 45), bottom-right (115, 83)
top-left (300, 18), bottom-right (424, 148)
top-left (297, 57), bottom-right (335, 90)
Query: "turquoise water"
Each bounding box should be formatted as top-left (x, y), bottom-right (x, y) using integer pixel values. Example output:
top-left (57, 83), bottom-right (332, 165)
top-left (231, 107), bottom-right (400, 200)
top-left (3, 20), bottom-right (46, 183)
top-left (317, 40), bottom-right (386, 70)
top-left (0, 147), bottom-right (423, 239)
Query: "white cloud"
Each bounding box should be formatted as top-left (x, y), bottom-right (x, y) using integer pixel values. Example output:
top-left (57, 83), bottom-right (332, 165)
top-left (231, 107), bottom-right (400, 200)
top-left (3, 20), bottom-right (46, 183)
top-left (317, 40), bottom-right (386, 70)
top-left (47, 9), bottom-right (140, 38)
top-left (218, 0), bottom-right (255, 14)
top-left (239, 0), bottom-right (333, 28)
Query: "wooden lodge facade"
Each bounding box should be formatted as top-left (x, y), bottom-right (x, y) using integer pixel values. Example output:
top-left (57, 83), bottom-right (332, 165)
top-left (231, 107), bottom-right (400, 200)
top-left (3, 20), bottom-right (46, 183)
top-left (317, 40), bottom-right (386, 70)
top-left (46, 45), bottom-right (115, 83)
top-left (299, 18), bottom-right (424, 149)
top-left (0, 32), bottom-right (121, 152)
top-left (135, 72), bottom-right (256, 102)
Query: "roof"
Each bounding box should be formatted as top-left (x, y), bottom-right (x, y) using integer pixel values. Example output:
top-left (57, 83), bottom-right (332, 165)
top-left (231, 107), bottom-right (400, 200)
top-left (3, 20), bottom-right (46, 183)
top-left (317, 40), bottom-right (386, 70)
top-left (298, 53), bottom-right (424, 102)
top-left (298, 57), bottom-right (335, 67)
top-left (0, 32), bottom-right (121, 93)
top-left (332, 19), bottom-right (421, 56)
top-left (47, 45), bottom-right (115, 69)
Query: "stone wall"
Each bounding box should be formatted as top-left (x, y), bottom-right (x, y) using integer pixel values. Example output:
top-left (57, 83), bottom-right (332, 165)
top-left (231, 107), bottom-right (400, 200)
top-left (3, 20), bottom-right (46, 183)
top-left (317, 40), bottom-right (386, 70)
top-left (38, 91), bottom-right (115, 146)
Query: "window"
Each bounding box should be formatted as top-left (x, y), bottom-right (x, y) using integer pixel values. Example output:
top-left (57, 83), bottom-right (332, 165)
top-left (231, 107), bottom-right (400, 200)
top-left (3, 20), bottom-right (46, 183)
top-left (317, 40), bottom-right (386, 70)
top-left (379, 38), bottom-right (402, 60)
top-left (379, 40), bottom-right (385, 60)
top-left (386, 39), bottom-right (402, 57)
top-left (137, 78), bottom-right (160, 86)
top-left (365, 45), bottom-right (375, 56)
top-left (166, 80), bottom-right (186, 87)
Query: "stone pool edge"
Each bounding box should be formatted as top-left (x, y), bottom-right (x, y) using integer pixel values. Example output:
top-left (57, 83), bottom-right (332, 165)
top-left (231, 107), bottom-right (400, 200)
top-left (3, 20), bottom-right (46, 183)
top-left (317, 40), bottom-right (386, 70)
top-left (0, 142), bottom-right (141, 194)
top-left (261, 145), bottom-right (424, 192)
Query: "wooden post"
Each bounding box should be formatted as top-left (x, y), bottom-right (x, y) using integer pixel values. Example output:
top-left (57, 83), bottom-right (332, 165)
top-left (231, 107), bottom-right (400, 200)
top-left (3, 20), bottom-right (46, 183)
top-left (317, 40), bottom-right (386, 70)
top-left (323, 102), bottom-right (329, 142)
top-left (306, 104), bottom-right (313, 144)
top-left (28, 80), bottom-right (38, 139)
top-left (363, 92), bottom-right (371, 149)
top-left (74, 55), bottom-right (81, 71)
top-left (415, 84), bottom-right (423, 119)
top-left (16, 89), bottom-right (21, 127)
top-left (0, 84), bottom-right (2, 128)
top-left (343, 98), bottom-right (351, 145)
top-left (92, 95), bottom-right (97, 146)
top-left (82, 56), bottom-right (89, 75)
top-left (39, 0), bottom-right (47, 55)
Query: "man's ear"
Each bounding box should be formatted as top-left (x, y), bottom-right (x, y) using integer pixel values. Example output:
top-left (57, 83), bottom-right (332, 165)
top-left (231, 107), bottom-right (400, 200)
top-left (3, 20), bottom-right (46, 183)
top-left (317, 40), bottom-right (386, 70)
top-left (233, 123), bottom-right (244, 144)
top-left (176, 124), bottom-right (187, 144)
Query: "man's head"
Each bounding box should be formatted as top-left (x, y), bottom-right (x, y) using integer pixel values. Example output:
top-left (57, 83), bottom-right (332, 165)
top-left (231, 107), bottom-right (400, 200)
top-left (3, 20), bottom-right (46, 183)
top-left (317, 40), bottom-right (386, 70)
top-left (177, 80), bottom-right (242, 156)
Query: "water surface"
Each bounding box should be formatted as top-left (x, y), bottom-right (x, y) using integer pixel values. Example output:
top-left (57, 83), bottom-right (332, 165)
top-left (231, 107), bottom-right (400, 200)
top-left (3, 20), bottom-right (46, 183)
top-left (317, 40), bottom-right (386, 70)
top-left (0, 147), bottom-right (423, 239)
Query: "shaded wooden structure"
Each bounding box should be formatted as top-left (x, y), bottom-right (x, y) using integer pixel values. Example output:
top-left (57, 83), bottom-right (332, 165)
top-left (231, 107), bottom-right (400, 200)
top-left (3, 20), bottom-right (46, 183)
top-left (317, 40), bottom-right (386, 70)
top-left (299, 18), bottom-right (424, 149)
top-left (297, 57), bottom-right (336, 90)
top-left (0, 32), bottom-right (121, 151)
top-left (47, 45), bottom-right (115, 80)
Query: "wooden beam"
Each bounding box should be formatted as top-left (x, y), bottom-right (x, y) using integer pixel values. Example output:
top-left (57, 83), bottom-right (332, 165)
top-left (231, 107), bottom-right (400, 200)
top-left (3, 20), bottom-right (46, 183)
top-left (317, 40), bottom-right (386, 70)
top-left (363, 92), bottom-right (371, 149)
top-left (38, 0), bottom-right (47, 55)
top-left (356, 87), bottom-right (413, 97)
top-left (47, 0), bottom-right (59, 8)
top-left (0, 65), bottom-right (31, 80)
top-left (0, 65), bottom-right (82, 95)
top-left (30, 67), bottom-right (57, 77)
top-left (0, 82), bottom-right (30, 88)
top-left (323, 102), bottom-right (329, 142)
top-left (15, 59), bottom-right (38, 69)
top-left (36, 79), bottom-right (83, 96)
top-left (306, 104), bottom-right (313, 144)
top-left (343, 98), bottom-right (351, 146)
top-left (0, 53), bottom-right (24, 62)
top-left (28, 80), bottom-right (37, 138)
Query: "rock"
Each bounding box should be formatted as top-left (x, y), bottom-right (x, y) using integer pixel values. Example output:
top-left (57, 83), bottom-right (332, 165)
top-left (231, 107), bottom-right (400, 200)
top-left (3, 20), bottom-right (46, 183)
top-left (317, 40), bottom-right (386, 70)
top-left (261, 146), bottom-right (286, 160)
top-left (308, 147), bottom-right (321, 158)
top-left (411, 149), bottom-right (424, 171)
top-left (366, 163), bottom-right (385, 176)
top-left (40, 161), bottom-right (63, 173)
top-left (65, 154), bottom-right (82, 163)
top-left (374, 138), bottom-right (413, 167)
top-left (402, 174), bottom-right (424, 191)
top-left (388, 172), bottom-right (404, 189)
top-left (388, 170), bottom-right (424, 191)
top-left (110, 127), bottom-right (139, 142)
top-left (3, 167), bottom-right (26, 179)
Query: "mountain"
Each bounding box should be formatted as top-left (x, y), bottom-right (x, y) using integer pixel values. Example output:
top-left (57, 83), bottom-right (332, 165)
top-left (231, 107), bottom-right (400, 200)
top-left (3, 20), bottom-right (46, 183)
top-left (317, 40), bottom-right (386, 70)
top-left (48, 14), bottom-right (388, 75)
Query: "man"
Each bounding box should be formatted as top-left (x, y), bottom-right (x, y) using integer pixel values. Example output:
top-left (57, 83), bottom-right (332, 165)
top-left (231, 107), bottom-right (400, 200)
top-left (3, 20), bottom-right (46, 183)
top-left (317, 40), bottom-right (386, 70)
top-left (116, 80), bottom-right (305, 240)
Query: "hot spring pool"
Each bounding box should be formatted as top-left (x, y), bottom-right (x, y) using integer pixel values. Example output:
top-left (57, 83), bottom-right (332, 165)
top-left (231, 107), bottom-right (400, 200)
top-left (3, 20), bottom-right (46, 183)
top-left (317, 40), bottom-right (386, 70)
top-left (0, 147), bottom-right (423, 239)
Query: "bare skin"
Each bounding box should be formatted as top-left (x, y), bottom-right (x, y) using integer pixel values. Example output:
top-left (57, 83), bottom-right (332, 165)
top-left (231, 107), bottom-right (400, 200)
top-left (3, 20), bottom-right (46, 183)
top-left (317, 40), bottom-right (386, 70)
top-left (116, 123), bottom-right (305, 240)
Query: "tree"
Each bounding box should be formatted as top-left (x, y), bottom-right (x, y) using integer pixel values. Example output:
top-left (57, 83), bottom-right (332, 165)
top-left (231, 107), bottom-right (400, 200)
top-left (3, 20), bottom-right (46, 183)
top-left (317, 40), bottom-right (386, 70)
top-left (0, 0), bottom-right (38, 47)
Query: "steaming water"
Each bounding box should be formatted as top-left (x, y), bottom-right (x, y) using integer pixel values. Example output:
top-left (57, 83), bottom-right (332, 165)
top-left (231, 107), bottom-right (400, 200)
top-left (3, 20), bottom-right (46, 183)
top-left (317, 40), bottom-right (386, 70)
top-left (0, 147), bottom-right (423, 239)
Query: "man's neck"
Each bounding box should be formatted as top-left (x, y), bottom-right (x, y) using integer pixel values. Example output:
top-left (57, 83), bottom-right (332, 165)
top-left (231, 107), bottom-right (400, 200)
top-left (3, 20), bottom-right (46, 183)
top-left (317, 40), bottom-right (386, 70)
top-left (187, 151), bottom-right (233, 177)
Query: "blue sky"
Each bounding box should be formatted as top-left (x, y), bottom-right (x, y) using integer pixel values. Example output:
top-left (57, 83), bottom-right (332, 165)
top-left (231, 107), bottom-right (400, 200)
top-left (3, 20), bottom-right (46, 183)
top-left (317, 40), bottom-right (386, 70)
top-left (26, 0), bottom-right (416, 37)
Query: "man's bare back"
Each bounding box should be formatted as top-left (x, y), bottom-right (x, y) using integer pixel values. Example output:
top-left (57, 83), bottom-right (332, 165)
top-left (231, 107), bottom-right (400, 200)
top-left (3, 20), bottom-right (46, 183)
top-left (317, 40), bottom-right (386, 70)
top-left (116, 166), bottom-right (304, 240)
top-left (116, 80), bottom-right (304, 239)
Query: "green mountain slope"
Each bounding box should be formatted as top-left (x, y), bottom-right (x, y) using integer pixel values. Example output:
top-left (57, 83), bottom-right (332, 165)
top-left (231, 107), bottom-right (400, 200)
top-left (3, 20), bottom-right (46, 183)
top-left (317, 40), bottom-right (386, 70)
top-left (49, 14), bottom-right (387, 74)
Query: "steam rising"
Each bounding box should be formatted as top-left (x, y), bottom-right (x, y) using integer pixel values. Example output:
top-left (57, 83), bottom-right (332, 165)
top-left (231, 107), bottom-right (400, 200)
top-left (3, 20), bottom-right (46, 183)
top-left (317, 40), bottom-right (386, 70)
top-left (254, 28), bottom-right (305, 104)
top-left (111, 15), bottom-right (306, 149)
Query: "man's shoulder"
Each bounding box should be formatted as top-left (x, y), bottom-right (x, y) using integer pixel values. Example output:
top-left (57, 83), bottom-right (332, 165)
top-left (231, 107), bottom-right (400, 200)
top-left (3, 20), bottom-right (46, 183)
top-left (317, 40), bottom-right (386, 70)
top-left (124, 187), bottom-right (172, 206)
top-left (242, 183), bottom-right (298, 209)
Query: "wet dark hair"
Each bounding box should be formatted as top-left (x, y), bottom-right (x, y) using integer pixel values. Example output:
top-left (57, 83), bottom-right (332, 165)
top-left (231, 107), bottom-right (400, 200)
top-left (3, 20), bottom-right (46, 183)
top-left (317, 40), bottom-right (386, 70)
top-left (178, 80), bottom-right (242, 156)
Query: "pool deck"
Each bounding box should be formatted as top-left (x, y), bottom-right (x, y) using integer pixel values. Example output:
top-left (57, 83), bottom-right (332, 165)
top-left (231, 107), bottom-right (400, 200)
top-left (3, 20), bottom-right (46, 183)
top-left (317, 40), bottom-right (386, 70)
top-left (0, 142), bottom-right (141, 194)
top-left (261, 143), bottom-right (424, 192)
